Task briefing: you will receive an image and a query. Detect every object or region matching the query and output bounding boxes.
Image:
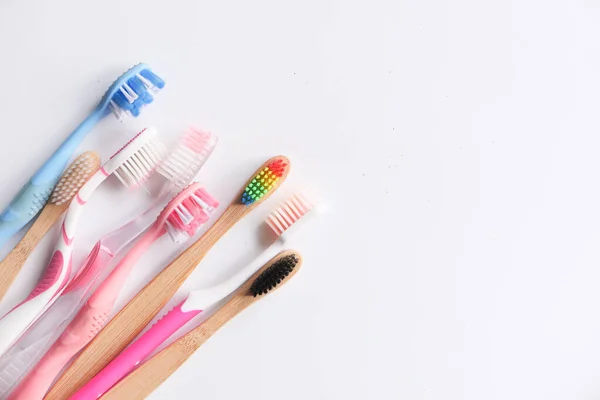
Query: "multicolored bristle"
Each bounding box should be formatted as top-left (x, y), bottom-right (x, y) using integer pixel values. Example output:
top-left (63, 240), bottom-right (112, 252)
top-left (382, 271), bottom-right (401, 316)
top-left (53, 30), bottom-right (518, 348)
top-left (162, 184), bottom-right (219, 243)
top-left (241, 159), bottom-right (288, 206)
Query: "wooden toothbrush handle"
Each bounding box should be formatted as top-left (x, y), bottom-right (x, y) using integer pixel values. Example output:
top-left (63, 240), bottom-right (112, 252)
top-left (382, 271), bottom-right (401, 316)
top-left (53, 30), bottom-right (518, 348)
top-left (0, 205), bottom-right (61, 301)
top-left (102, 249), bottom-right (302, 400)
top-left (45, 205), bottom-right (248, 400)
top-left (102, 293), bottom-right (257, 400)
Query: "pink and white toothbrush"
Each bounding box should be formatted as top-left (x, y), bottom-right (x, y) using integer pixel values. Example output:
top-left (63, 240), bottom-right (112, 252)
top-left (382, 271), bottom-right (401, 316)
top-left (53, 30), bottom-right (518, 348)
top-left (0, 128), bottom-right (217, 398)
top-left (0, 127), bottom-right (166, 358)
top-left (8, 183), bottom-right (219, 400)
top-left (71, 193), bottom-right (316, 400)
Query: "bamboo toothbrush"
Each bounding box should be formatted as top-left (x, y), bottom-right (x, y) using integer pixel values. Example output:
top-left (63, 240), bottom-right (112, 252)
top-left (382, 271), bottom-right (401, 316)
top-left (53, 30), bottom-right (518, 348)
top-left (0, 128), bottom-right (166, 358)
top-left (70, 193), bottom-right (316, 399)
top-left (45, 156), bottom-right (290, 400)
top-left (0, 64), bottom-right (164, 250)
top-left (8, 184), bottom-right (218, 400)
top-left (0, 152), bottom-right (101, 302)
top-left (101, 251), bottom-right (302, 400)
top-left (0, 128), bottom-right (217, 398)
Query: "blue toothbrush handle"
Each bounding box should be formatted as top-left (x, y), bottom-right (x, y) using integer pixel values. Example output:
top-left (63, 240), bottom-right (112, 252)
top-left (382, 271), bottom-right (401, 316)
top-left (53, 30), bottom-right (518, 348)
top-left (0, 111), bottom-right (104, 249)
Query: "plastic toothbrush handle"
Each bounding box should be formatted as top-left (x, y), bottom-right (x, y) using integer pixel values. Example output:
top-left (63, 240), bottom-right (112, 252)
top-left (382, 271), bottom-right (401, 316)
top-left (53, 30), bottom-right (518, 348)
top-left (8, 318), bottom-right (90, 400)
top-left (71, 300), bottom-right (201, 400)
top-left (0, 112), bottom-right (103, 249)
top-left (0, 248), bottom-right (71, 358)
top-left (87, 228), bottom-right (162, 316)
top-left (9, 229), bottom-right (163, 395)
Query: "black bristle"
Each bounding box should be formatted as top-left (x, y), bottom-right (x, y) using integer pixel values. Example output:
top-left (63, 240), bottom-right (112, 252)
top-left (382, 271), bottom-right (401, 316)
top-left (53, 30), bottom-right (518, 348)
top-left (250, 254), bottom-right (299, 297)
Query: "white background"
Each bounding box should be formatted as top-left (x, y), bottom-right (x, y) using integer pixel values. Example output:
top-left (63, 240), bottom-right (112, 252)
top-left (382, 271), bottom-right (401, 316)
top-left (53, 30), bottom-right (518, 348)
top-left (1, 0), bottom-right (600, 399)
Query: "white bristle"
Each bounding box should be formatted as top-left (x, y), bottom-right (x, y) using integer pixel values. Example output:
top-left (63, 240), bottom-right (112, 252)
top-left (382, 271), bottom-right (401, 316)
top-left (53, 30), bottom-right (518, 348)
top-left (137, 73), bottom-right (160, 93)
top-left (191, 193), bottom-right (213, 212)
top-left (120, 85), bottom-right (137, 103)
top-left (175, 205), bottom-right (193, 225)
top-left (157, 129), bottom-right (217, 190)
top-left (108, 101), bottom-right (127, 122)
top-left (114, 139), bottom-right (167, 188)
top-left (165, 220), bottom-right (187, 243)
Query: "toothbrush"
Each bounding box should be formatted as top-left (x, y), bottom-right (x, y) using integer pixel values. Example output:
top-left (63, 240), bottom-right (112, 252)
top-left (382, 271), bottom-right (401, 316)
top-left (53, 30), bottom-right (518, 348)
top-left (72, 193), bottom-right (315, 398)
top-left (0, 129), bottom-right (217, 398)
top-left (101, 251), bottom-right (302, 400)
top-left (8, 184), bottom-right (218, 400)
top-left (0, 64), bottom-right (164, 250)
top-left (0, 127), bottom-right (166, 358)
top-left (45, 156), bottom-right (290, 400)
top-left (0, 152), bottom-right (101, 302)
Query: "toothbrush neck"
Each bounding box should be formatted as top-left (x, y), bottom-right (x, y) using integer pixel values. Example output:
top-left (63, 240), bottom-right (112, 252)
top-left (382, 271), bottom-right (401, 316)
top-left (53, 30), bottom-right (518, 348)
top-left (31, 112), bottom-right (104, 185)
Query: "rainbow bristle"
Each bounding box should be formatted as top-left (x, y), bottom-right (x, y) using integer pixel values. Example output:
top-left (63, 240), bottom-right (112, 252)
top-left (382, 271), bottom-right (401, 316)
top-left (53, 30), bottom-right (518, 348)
top-left (241, 159), bottom-right (287, 205)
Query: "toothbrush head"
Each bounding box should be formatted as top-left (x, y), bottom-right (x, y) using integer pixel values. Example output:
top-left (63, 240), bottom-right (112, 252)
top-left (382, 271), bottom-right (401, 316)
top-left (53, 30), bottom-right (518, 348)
top-left (158, 182), bottom-right (219, 243)
top-left (266, 193), bottom-right (315, 237)
top-left (110, 127), bottom-right (167, 188)
top-left (50, 152), bottom-right (101, 206)
top-left (241, 157), bottom-right (289, 206)
top-left (99, 63), bottom-right (165, 122)
top-left (250, 252), bottom-right (301, 297)
top-left (157, 127), bottom-right (218, 190)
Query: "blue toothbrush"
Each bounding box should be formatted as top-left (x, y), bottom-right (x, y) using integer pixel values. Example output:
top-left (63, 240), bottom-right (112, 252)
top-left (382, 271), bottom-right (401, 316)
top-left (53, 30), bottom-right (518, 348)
top-left (0, 63), bottom-right (165, 249)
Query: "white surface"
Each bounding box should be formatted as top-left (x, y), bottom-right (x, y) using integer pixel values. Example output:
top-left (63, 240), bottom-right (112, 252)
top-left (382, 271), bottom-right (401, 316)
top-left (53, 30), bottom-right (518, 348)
top-left (0, 1), bottom-right (600, 399)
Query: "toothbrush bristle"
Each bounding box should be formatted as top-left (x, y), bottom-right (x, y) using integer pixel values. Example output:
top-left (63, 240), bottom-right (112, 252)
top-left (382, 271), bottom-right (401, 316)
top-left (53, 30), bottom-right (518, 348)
top-left (108, 66), bottom-right (165, 122)
top-left (50, 152), bottom-right (101, 206)
top-left (250, 254), bottom-right (299, 297)
top-left (241, 159), bottom-right (288, 206)
top-left (164, 185), bottom-right (219, 243)
top-left (157, 127), bottom-right (218, 190)
top-left (112, 129), bottom-right (167, 188)
top-left (266, 193), bottom-right (314, 236)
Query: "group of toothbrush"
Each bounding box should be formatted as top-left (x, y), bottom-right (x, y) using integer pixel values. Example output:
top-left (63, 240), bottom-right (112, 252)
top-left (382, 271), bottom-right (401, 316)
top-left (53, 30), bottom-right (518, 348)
top-left (0, 63), bottom-right (315, 400)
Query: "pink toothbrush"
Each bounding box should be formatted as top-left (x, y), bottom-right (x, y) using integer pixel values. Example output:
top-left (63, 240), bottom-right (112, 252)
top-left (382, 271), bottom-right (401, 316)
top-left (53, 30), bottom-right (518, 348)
top-left (0, 127), bottom-right (217, 399)
top-left (71, 193), bottom-right (316, 400)
top-left (0, 127), bottom-right (167, 359)
top-left (8, 183), bottom-right (219, 400)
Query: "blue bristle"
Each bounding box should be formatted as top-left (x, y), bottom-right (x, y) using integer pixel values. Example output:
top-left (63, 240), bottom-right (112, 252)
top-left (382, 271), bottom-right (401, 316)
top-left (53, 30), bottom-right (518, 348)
top-left (112, 90), bottom-right (133, 111)
top-left (107, 65), bottom-right (165, 119)
top-left (141, 91), bottom-right (154, 105)
top-left (127, 76), bottom-right (146, 96)
top-left (241, 193), bottom-right (255, 206)
top-left (140, 69), bottom-right (165, 89)
top-left (126, 76), bottom-right (149, 109)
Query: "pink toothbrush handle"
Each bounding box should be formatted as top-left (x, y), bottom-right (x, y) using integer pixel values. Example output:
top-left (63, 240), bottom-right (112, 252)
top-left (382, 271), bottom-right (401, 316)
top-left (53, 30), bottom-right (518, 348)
top-left (8, 304), bottom-right (100, 400)
top-left (71, 300), bottom-right (201, 400)
top-left (0, 249), bottom-right (71, 358)
top-left (8, 230), bottom-right (161, 399)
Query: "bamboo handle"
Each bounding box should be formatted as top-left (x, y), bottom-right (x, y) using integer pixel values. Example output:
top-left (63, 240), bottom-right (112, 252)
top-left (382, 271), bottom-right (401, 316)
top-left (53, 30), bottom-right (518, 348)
top-left (46, 155), bottom-right (290, 400)
top-left (0, 151), bottom-right (100, 303)
top-left (102, 296), bottom-right (255, 400)
top-left (102, 250), bottom-right (301, 400)
top-left (45, 206), bottom-right (248, 400)
top-left (0, 205), bottom-right (62, 301)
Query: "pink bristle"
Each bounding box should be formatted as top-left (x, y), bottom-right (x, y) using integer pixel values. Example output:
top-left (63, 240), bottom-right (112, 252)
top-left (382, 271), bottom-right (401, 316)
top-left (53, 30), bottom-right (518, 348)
top-left (183, 128), bottom-right (214, 153)
top-left (266, 193), bottom-right (314, 236)
top-left (163, 186), bottom-right (220, 242)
